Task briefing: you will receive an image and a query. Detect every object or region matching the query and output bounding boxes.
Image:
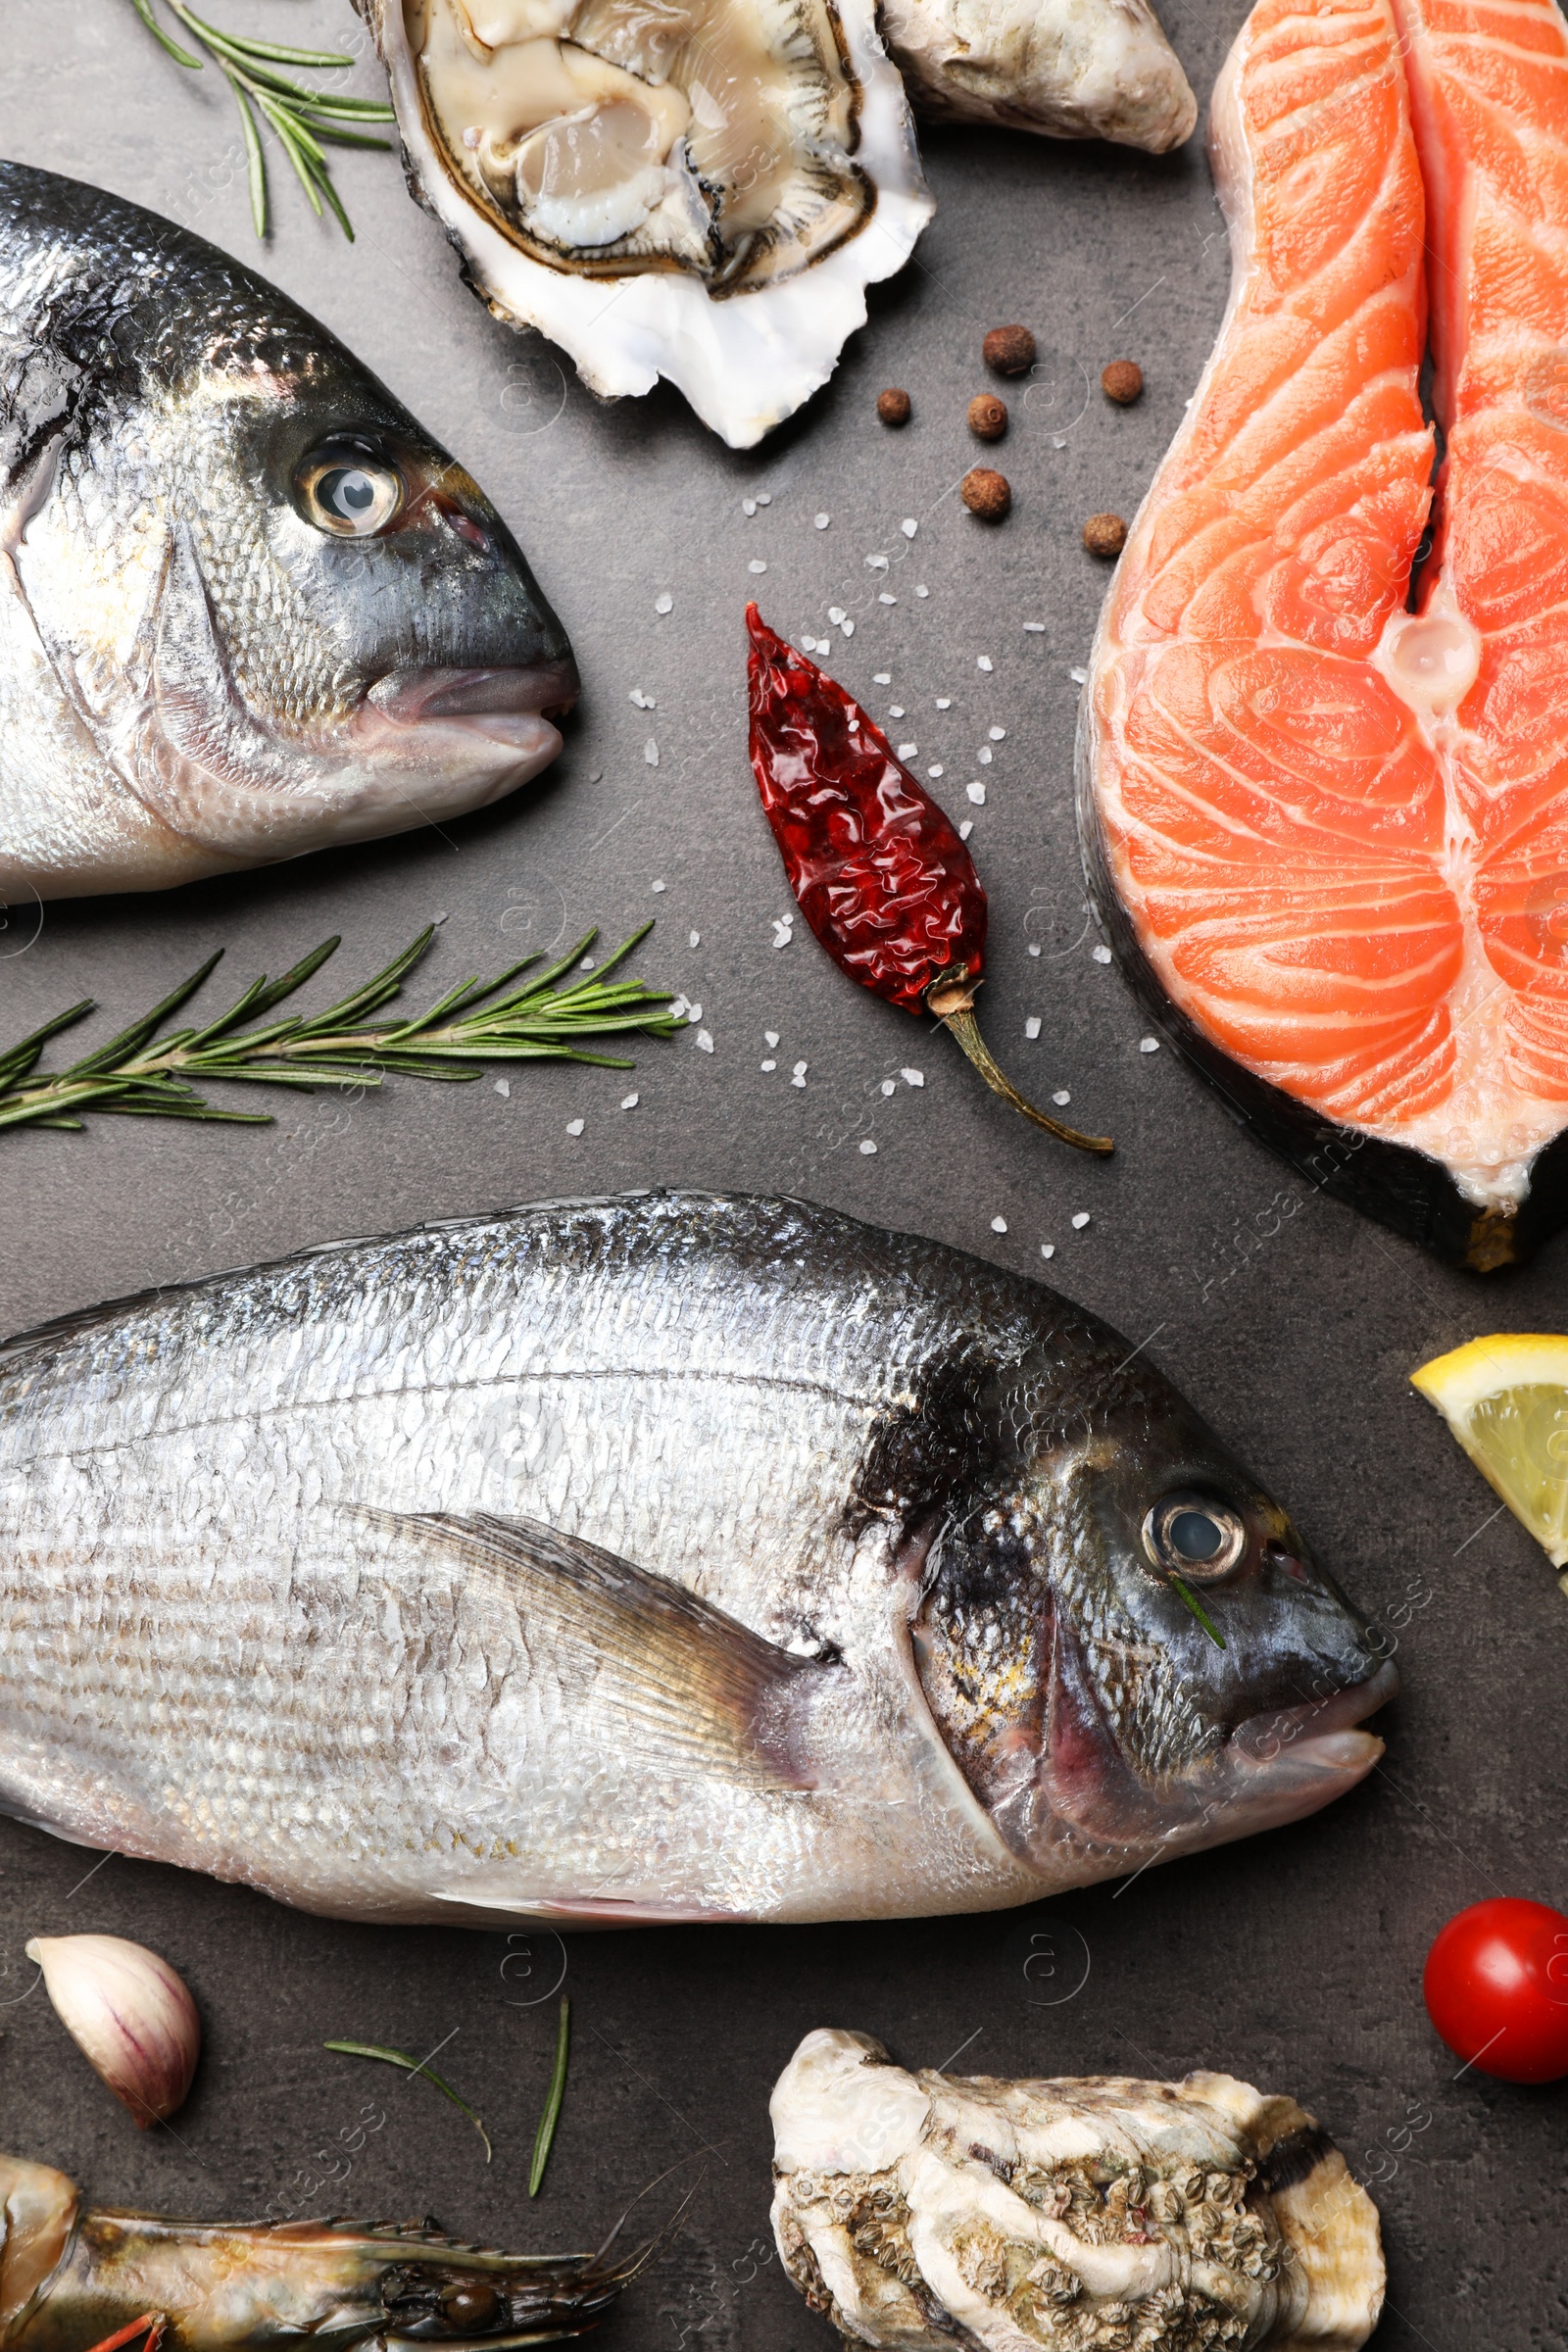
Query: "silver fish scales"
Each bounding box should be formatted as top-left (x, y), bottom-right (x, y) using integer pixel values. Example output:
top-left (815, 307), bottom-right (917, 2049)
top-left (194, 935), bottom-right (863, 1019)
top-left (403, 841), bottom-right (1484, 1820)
top-left (0, 1193), bottom-right (1396, 1925)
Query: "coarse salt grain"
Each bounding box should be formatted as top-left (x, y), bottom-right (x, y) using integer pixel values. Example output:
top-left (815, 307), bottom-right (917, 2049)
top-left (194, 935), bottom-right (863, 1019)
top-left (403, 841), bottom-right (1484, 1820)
top-left (989, 726), bottom-right (1005, 741)
top-left (652, 878), bottom-right (665, 893)
top-left (1053, 434), bottom-right (1067, 449)
top-left (927, 764), bottom-right (944, 779)
top-left (645, 738), bottom-right (659, 765)
top-left (765, 1030), bottom-right (780, 1047)
top-left (1069, 665), bottom-right (1087, 684)
top-left (991, 1216), bottom-right (1007, 1234)
top-left (566, 1118), bottom-right (584, 1136)
top-left (879, 593), bottom-right (897, 605)
top-left (494, 1078), bottom-right (510, 1096)
top-left (697, 1030), bottom-right (714, 1053)
top-left (936, 697), bottom-right (951, 709)
top-left (902, 518), bottom-right (918, 538)
top-left (757, 492), bottom-right (771, 506)
top-left (656, 592), bottom-right (673, 614)
top-left (1024, 621), bottom-right (1046, 633)
top-left (687, 1003), bottom-right (702, 1022)
top-left (977, 655), bottom-right (994, 672)
top-left (881, 1078), bottom-right (896, 1096)
top-left (814, 513), bottom-right (831, 529)
top-left (689, 930), bottom-right (700, 947)
top-left (749, 560), bottom-right (767, 574)
top-left (1025, 1015), bottom-right (1042, 1040)
top-left (1053, 1089), bottom-right (1072, 1105)
top-left (1140, 1036), bottom-right (1160, 1054)
top-left (867, 553), bottom-right (889, 570)
top-left (744, 498), bottom-right (757, 516)
top-left (1040, 1243), bottom-right (1055, 1258)
top-left (966, 782), bottom-right (986, 805)
top-left (828, 607), bottom-right (846, 623)
top-left (915, 584), bottom-right (929, 598)
top-left (1072, 1212), bottom-right (1091, 1230)
top-left (761, 1058), bottom-right (776, 1071)
top-left (630, 687), bottom-right (654, 708)
top-left (860, 1138), bottom-right (878, 1154)
top-left (958, 819), bottom-right (973, 838)
top-left (792, 1061), bottom-right (808, 1085)
top-left (1093, 944), bottom-right (1112, 963)
top-left (841, 617), bottom-right (855, 636)
top-left (580, 956), bottom-right (596, 969)
top-left (669, 996), bottom-right (688, 1019)
top-left (890, 705), bottom-right (906, 717)
top-left (1029, 943), bottom-right (1042, 956)
top-left (902, 1067), bottom-right (924, 1086)
top-left (899, 742), bottom-right (918, 759)
top-left (621, 1093), bottom-right (640, 1109)
top-left (978, 746), bottom-right (993, 765)
top-left (873, 672), bottom-right (892, 684)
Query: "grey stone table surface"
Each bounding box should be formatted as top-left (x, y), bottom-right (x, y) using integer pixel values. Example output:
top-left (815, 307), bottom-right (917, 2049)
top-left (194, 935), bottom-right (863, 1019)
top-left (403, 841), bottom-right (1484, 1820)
top-left (0, 5), bottom-right (1563, 2347)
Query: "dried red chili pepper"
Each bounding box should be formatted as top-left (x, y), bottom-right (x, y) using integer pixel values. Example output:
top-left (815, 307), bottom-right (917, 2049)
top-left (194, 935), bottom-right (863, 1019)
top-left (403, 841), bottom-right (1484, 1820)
top-left (746, 606), bottom-right (1111, 1152)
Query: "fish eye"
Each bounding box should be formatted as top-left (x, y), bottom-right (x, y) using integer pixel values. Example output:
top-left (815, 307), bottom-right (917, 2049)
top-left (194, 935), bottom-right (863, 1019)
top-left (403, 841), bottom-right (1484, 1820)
top-left (1143, 1491), bottom-right (1248, 1583)
top-left (297, 442), bottom-right (404, 537)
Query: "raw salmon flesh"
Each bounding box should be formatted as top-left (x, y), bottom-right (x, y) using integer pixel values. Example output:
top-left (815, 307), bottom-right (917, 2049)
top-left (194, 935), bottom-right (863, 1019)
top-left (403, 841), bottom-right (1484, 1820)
top-left (1080, 0), bottom-right (1568, 1268)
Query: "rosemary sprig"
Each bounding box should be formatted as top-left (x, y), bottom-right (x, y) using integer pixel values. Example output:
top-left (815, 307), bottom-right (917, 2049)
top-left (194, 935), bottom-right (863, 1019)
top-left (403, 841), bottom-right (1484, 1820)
top-left (528, 1998), bottom-right (570, 2198)
top-left (128, 0), bottom-right (395, 239)
top-left (0, 924), bottom-right (679, 1136)
top-left (325, 2039), bottom-right (492, 2162)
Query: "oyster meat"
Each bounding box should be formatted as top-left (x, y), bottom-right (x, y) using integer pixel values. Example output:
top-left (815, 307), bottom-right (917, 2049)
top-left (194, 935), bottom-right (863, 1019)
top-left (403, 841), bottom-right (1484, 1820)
top-left (771, 2030), bottom-right (1386, 2350)
top-left (361, 0), bottom-right (933, 445)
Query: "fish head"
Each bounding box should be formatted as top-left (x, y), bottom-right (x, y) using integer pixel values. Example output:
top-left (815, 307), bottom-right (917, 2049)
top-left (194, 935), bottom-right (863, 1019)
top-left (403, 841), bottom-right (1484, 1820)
top-left (902, 1346), bottom-right (1397, 1886)
top-left (15, 200), bottom-right (577, 878)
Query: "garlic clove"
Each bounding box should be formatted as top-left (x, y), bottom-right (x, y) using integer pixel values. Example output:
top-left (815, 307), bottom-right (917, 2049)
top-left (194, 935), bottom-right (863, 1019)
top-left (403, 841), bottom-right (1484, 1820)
top-left (25, 1933), bottom-right (200, 2128)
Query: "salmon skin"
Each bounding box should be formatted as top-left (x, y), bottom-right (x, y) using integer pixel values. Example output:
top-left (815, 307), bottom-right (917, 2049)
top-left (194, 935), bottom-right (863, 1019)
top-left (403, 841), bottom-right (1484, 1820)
top-left (0, 1192), bottom-right (1394, 1928)
top-left (1080, 0), bottom-right (1568, 1270)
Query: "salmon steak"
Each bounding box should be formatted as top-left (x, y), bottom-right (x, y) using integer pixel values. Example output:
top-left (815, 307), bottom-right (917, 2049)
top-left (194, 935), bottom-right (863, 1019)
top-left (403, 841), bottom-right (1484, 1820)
top-left (1080, 0), bottom-right (1568, 1269)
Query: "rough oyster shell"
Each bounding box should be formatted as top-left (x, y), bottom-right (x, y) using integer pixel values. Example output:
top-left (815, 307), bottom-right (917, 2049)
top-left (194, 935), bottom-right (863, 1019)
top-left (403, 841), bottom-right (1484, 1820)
top-left (770, 2029), bottom-right (1385, 2351)
top-left (358, 0), bottom-right (933, 447)
top-left (879, 0), bottom-right (1196, 151)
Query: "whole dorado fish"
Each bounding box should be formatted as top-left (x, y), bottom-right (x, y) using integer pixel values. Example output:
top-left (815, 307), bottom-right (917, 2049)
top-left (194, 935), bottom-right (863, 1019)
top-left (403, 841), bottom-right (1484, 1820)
top-left (0, 1193), bottom-right (1395, 1926)
top-left (0, 162), bottom-right (576, 902)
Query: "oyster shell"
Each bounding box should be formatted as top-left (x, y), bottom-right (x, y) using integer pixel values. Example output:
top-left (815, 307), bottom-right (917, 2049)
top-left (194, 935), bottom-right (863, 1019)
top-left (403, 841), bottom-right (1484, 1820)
top-left (880, 0), bottom-right (1197, 152)
top-left (359, 0), bottom-right (933, 446)
top-left (770, 2029), bottom-right (1386, 2351)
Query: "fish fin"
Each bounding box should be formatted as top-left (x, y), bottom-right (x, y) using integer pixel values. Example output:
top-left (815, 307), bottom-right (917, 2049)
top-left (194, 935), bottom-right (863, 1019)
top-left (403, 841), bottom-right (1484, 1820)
top-left (382, 1508), bottom-right (830, 1791)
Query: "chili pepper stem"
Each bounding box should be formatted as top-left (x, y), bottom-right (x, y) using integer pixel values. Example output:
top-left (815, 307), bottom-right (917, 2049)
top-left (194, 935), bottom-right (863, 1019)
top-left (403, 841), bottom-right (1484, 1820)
top-left (928, 982), bottom-right (1113, 1153)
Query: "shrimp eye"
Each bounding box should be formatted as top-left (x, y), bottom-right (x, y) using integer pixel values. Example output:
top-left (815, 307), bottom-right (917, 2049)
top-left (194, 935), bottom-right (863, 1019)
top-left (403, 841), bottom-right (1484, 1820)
top-left (297, 441), bottom-right (404, 537)
top-left (438, 2284), bottom-right (503, 2331)
top-left (1143, 1492), bottom-right (1248, 1582)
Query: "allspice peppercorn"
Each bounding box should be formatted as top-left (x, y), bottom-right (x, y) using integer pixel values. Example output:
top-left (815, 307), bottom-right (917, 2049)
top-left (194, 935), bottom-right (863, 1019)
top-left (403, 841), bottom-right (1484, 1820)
top-left (982, 324), bottom-right (1035, 377)
top-left (1101, 360), bottom-right (1144, 405)
top-left (1083, 512), bottom-right (1127, 557)
top-left (876, 387), bottom-right (912, 426)
top-left (961, 467), bottom-right (1011, 521)
top-left (967, 393), bottom-right (1007, 441)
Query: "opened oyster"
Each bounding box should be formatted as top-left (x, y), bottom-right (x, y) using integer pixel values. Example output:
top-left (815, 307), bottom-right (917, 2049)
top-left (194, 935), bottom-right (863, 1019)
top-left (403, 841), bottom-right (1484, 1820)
top-left (771, 2030), bottom-right (1385, 2351)
top-left (360, 0), bottom-right (933, 445)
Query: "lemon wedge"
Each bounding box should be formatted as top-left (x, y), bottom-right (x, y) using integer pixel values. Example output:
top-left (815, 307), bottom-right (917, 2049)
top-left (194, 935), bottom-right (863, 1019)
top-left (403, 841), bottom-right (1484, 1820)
top-left (1411, 1334), bottom-right (1568, 1576)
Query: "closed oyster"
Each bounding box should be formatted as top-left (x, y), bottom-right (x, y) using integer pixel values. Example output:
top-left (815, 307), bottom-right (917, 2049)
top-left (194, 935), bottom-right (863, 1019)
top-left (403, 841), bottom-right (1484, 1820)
top-left (358, 0), bottom-right (933, 446)
top-left (770, 2030), bottom-right (1385, 2351)
top-left (880, 0), bottom-right (1196, 152)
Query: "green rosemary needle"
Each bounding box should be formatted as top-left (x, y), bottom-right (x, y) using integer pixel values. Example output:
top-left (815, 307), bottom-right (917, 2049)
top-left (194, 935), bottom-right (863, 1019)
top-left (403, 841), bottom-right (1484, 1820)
top-left (0, 923), bottom-right (679, 1137)
top-left (128, 0), bottom-right (395, 238)
top-left (528, 1998), bottom-right (570, 2198)
top-left (324, 2039), bottom-right (492, 2161)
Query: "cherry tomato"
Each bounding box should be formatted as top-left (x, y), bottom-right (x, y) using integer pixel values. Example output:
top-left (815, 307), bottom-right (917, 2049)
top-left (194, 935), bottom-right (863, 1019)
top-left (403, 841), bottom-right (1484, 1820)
top-left (1423, 1898), bottom-right (1568, 2083)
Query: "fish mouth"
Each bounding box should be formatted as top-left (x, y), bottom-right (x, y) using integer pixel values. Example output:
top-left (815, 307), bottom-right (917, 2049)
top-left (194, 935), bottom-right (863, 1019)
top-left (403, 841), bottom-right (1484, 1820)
top-left (1229, 1654), bottom-right (1400, 1782)
top-left (355, 662), bottom-right (581, 801)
